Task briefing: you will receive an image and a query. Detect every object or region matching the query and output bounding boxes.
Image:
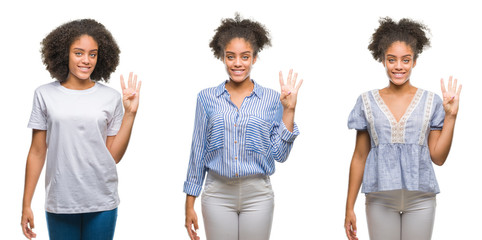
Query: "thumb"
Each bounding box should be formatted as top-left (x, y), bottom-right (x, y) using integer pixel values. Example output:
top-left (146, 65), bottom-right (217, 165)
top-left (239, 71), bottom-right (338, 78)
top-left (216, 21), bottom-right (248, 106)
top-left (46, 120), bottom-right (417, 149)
top-left (352, 221), bottom-right (357, 235)
top-left (194, 218), bottom-right (199, 231)
top-left (29, 217), bottom-right (35, 229)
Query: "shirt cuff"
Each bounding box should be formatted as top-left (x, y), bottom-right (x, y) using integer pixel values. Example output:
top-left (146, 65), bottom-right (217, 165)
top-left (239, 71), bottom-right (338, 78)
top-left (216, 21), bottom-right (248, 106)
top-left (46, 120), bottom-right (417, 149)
top-left (183, 181), bottom-right (203, 197)
top-left (27, 123), bottom-right (47, 130)
top-left (279, 121), bottom-right (300, 143)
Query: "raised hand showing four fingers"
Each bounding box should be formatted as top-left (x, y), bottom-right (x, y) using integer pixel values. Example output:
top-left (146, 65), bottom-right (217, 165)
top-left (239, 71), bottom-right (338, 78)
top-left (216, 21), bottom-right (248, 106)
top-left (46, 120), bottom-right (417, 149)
top-left (120, 72), bottom-right (142, 114)
top-left (440, 76), bottom-right (462, 117)
top-left (279, 69), bottom-right (303, 110)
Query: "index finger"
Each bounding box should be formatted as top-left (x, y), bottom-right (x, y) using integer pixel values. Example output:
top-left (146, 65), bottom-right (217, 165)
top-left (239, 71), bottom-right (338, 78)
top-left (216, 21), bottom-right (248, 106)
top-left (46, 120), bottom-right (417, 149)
top-left (279, 71), bottom-right (285, 88)
top-left (440, 78), bottom-right (447, 94)
top-left (185, 223), bottom-right (195, 240)
top-left (344, 224), bottom-right (351, 239)
top-left (120, 75), bottom-right (126, 90)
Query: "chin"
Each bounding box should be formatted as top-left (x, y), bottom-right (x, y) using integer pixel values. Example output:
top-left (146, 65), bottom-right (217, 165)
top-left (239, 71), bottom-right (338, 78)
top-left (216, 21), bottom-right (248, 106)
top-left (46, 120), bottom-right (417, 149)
top-left (73, 73), bottom-right (93, 80)
top-left (390, 78), bottom-right (409, 85)
top-left (230, 76), bottom-right (250, 83)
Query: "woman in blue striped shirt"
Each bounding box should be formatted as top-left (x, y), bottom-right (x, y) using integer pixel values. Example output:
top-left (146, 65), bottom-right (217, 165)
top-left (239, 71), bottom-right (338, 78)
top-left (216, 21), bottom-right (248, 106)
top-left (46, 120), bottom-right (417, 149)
top-left (184, 14), bottom-right (302, 240)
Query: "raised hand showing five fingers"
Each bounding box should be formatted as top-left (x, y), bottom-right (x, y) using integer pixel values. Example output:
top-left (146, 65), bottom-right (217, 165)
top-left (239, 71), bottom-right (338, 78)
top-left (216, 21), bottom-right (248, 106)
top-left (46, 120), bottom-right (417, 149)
top-left (279, 69), bottom-right (303, 110)
top-left (120, 72), bottom-right (142, 114)
top-left (440, 76), bottom-right (462, 117)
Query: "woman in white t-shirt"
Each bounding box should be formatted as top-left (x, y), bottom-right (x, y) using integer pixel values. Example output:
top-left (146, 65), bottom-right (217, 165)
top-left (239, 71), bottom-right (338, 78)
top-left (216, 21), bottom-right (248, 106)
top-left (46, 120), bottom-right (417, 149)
top-left (21, 19), bottom-right (141, 240)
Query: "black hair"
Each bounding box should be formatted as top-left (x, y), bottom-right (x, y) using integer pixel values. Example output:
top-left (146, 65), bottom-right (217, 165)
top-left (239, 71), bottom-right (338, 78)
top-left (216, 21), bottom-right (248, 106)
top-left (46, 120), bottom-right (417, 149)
top-left (209, 13), bottom-right (271, 60)
top-left (368, 17), bottom-right (430, 62)
top-left (41, 19), bottom-right (120, 82)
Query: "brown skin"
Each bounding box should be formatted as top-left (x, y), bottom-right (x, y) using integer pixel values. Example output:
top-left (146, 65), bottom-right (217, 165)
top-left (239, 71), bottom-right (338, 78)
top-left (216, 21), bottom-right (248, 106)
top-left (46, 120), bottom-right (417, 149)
top-left (344, 41), bottom-right (461, 240)
top-left (21, 36), bottom-right (141, 239)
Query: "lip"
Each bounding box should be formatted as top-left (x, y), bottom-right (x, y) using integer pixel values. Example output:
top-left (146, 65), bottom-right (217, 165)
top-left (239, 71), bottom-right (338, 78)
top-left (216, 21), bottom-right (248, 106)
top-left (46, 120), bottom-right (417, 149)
top-left (78, 66), bottom-right (91, 72)
top-left (231, 69), bottom-right (245, 76)
top-left (392, 72), bottom-right (406, 79)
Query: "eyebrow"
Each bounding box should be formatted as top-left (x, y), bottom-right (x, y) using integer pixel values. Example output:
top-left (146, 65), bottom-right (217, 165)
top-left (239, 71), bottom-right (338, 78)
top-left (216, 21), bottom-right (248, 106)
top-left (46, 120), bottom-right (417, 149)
top-left (387, 54), bottom-right (412, 58)
top-left (225, 51), bottom-right (252, 55)
top-left (73, 48), bottom-right (98, 52)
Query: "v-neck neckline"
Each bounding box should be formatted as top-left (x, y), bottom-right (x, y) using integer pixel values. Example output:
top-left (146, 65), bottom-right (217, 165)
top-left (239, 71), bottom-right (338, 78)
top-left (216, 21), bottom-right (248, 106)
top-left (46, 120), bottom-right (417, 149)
top-left (373, 88), bottom-right (423, 124)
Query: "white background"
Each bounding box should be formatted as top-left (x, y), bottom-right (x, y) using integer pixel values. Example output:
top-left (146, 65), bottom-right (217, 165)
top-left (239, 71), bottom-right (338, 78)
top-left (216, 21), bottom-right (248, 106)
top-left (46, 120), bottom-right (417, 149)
top-left (1, 0), bottom-right (480, 239)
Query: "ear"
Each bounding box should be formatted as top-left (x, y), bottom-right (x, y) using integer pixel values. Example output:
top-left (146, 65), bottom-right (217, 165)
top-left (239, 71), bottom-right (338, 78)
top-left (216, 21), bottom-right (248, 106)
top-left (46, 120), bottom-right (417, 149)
top-left (412, 59), bottom-right (417, 68)
top-left (253, 55), bottom-right (257, 65)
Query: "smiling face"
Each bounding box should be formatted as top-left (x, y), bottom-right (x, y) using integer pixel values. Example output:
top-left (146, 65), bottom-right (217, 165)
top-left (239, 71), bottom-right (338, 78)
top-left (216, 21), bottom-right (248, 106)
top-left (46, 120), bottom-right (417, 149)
top-left (67, 35), bottom-right (98, 82)
top-left (224, 38), bottom-right (257, 83)
top-left (383, 41), bottom-right (416, 85)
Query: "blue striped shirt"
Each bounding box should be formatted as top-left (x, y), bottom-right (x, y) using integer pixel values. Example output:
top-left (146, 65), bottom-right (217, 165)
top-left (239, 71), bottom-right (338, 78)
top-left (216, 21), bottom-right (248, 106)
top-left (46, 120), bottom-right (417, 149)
top-left (183, 80), bottom-right (299, 196)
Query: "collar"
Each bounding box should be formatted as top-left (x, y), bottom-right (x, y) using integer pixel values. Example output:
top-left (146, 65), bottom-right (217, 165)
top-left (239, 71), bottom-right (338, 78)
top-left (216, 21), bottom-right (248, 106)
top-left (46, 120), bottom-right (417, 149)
top-left (215, 79), bottom-right (264, 99)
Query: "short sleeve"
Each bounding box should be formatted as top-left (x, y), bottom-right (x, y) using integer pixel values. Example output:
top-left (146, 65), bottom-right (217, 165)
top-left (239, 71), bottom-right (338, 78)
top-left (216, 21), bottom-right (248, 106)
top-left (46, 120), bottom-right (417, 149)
top-left (27, 89), bottom-right (48, 130)
top-left (107, 94), bottom-right (124, 136)
top-left (347, 95), bottom-right (367, 130)
top-left (430, 94), bottom-right (445, 130)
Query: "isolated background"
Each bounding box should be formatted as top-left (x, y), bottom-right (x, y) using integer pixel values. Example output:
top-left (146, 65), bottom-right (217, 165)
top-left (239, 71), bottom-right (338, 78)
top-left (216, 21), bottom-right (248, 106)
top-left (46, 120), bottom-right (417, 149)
top-left (1, 0), bottom-right (480, 239)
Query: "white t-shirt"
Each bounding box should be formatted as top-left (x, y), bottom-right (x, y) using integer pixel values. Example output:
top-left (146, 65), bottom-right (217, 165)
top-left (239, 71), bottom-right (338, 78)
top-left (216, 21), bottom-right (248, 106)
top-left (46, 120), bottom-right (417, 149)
top-left (28, 81), bottom-right (123, 213)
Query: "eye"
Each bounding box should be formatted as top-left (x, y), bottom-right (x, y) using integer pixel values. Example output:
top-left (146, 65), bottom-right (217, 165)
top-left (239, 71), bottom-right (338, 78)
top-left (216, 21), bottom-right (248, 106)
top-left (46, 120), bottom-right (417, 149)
top-left (403, 59), bottom-right (410, 63)
top-left (75, 52), bottom-right (82, 56)
top-left (388, 59), bottom-right (395, 63)
top-left (226, 55), bottom-right (234, 60)
top-left (242, 55), bottom-right (249, 60)
top-left (90, 53), bottom-right (97, 58)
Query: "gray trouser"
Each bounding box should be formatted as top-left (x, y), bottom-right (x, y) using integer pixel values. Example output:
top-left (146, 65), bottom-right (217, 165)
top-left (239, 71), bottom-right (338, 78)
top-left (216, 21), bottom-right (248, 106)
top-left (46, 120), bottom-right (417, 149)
top-left (366, 189), bottom-right (436, 240)
top-left (201, 172), bottom-right (274, 240)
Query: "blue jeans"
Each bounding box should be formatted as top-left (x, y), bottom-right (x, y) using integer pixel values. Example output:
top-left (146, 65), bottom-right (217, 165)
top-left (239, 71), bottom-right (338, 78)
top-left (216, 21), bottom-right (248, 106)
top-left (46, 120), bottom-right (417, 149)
top-left (46, 208), bottom-right (117, 240)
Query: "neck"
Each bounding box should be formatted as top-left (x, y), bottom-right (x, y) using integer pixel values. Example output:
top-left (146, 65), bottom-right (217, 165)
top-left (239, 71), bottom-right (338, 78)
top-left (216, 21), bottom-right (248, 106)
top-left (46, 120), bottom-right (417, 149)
top-left (385, 80), bottom-right (416, 95)
top-left (62, 74), bottom-right (95, 90)
top-left (225, 78), bottom-right (254, 93)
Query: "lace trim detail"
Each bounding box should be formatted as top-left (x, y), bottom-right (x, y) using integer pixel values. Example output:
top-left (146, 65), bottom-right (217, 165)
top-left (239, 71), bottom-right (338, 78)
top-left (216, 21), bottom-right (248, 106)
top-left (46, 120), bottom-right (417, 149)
top-left (362, 92), bottom-right (379, 146)
top-left (372, 89), bottom-right (424, 144)
top-left (419, 91), bottom-right (434, 145)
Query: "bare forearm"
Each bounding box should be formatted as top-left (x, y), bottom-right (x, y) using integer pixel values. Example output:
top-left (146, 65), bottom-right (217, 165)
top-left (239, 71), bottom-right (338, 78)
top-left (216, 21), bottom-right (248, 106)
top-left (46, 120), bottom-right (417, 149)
top-left (185, 195), bottom-right (196, 211)
top-left (109, 113), bottom-right (136, 163)
top-left (346, 131), bottom-right (370, 212)
top-left (431, 116), bottom-right (456, 165)
top-left (346, 158), bottom-right (365, 212)
top-left (282, 108), bottom-right (295, 132)
top-left (23, 153), bottom-right (46, 209)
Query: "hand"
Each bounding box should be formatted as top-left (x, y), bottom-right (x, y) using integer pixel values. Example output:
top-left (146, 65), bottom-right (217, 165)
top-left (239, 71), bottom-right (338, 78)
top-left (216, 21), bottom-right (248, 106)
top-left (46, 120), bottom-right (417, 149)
top-left (120, 72), bottom-right (142, 114)
top-left (440, 76), bottom-right (462, 117)
top-left (185, 208), bottom-right (200, 240)
top-left (279, 69), bottom-right (303, 111)
top-left (344, 210), bottom-right (358, 240)
top-left (21, 207), bottom-right (36, 239)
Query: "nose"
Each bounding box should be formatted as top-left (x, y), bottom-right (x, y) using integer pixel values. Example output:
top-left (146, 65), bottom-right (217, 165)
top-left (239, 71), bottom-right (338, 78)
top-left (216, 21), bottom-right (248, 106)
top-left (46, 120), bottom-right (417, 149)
top-left (81, 54), bottom-right (90, 65)
top-left (395, 60), bottom-right (403, 70)
top-left (234, 57), bottom-right (242, 67)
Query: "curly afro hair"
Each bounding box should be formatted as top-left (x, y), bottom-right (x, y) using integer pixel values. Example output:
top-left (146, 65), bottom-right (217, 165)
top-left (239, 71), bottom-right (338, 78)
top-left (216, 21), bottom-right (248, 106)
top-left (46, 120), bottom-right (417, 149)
top-left (209, 13), bottom-right (271, 60)
top-left (41, 19), bottom-right (120, 82)
top-left (368, 17), bottom-right (430, 62)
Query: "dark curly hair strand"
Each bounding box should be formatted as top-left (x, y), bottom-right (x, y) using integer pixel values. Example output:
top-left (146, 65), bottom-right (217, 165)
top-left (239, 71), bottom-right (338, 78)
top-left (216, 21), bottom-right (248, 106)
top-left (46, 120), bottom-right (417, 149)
top-left (209, 13), bottom-right (271, 60)
top-left (41, 19), bottom-right (120, 82)
top-left (368, 17), bottom-right (430, 62)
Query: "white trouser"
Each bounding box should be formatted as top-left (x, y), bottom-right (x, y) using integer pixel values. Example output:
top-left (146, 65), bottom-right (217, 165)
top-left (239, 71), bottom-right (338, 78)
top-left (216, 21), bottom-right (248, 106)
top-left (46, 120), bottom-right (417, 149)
top-left (201, 171), bottom-right (274, 240)
top-left (365, 189), bottom-right (436, 240)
